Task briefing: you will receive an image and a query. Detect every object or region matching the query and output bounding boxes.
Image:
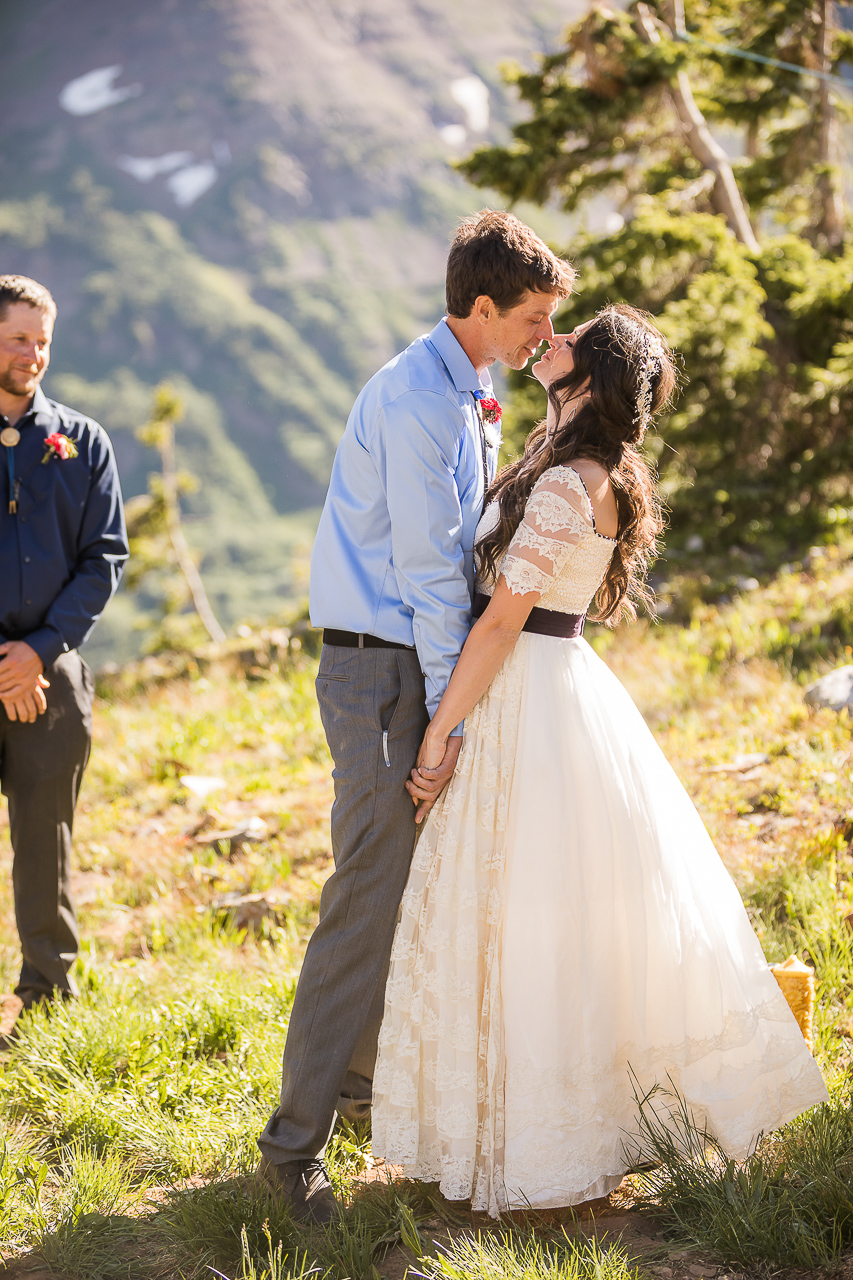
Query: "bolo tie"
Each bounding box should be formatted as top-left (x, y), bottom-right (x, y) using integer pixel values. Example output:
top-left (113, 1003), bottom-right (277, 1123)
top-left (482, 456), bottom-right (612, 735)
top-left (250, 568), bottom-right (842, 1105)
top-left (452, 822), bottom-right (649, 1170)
top-left (472, 390), bottom-right (490, 497)
top-left (1, 424), bottom-right (21, 514)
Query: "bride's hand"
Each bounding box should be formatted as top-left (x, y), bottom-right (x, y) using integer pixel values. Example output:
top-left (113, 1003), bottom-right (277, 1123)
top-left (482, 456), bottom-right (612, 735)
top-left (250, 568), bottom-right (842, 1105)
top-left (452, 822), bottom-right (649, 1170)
top-left (405, 732), bottom-right (463, 822)
top-left (417, 727), bottom-right (447, 773)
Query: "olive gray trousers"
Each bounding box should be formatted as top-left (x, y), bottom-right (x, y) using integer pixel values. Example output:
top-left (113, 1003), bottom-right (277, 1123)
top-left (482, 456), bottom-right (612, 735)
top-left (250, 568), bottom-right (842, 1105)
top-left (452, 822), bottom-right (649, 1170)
top-left (259, 643), bottom-right (429, 1166)
top-left (0, 651), bottom-right (93, 1005)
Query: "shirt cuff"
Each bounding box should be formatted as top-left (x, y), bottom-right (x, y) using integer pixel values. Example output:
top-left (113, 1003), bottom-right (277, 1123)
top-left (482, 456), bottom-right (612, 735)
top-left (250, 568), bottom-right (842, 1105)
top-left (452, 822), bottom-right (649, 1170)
top-left (24, 626), bottom-right (68, 670)
top-left (449, 722), bottom-right (464, 737)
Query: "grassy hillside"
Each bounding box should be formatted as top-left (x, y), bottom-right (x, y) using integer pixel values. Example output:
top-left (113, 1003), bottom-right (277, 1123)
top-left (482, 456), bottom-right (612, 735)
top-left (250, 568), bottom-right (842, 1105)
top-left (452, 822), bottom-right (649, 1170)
top-left (0, 0), bottom-right (581, 657)
top-left (1, 554), bottom-right (853, 1276)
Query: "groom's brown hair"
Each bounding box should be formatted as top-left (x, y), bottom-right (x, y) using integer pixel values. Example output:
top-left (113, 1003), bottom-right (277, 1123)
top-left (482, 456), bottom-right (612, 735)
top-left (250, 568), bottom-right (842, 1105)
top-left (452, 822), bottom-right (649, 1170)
top-left (446, 210), bottom-right (575, 318)
top-left (0, 274), bottom-right (57, 321)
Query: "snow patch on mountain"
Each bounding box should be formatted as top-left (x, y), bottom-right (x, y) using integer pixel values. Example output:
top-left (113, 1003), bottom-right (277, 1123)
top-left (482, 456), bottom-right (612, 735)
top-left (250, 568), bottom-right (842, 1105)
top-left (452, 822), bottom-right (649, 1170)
top-left (59, 66), bottom-right (142, 116)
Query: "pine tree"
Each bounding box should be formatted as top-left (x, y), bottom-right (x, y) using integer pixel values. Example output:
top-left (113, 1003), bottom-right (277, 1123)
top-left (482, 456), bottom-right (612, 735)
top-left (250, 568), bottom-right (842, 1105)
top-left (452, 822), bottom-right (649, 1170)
top-left (461, 0), bottom-right (853, 562)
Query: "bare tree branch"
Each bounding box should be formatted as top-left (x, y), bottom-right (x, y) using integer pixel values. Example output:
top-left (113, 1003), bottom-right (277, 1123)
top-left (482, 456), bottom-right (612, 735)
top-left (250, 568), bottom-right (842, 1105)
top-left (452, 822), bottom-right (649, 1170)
top-left (664, 168), bottom-right (716, 212)
top-left (636, 3), bottom-right (760, 252)
top-left (815, 0), bottom-right (845, 250)
top-left (159, 416), bottom-right (226, 645)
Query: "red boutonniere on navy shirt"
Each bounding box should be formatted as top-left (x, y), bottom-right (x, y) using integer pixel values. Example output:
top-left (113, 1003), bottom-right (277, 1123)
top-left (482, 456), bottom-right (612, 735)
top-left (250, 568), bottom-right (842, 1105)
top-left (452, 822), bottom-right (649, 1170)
top-left (42, 432), bottom-right (79, 464)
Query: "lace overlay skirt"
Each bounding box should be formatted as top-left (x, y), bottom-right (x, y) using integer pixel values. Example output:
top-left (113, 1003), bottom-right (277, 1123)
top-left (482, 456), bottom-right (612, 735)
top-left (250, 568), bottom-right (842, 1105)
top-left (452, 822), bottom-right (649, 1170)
top-left (371, 635), bottom-right (827, 1216)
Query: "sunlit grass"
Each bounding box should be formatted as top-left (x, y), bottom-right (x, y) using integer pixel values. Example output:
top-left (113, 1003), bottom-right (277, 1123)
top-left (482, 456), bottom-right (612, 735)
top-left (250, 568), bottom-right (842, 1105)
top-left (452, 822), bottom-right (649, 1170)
top-left (1, 557), bottom-right (853, 1274)
top-left (629, 1071), bottom-right (853, 1270)
top-left (415, 1233), bottom-right (644, 1280)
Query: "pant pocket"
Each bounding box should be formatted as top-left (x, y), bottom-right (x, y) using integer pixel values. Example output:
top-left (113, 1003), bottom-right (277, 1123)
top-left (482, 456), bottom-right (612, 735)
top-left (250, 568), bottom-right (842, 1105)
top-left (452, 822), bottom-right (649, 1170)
top-left (378, 655), bottom-right (403, 769)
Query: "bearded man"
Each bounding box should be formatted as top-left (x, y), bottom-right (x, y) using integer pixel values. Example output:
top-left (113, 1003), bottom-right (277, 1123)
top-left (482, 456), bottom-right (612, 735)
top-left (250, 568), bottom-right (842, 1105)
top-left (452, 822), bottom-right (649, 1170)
top-left (0, 275), bottom-right (128, 1040)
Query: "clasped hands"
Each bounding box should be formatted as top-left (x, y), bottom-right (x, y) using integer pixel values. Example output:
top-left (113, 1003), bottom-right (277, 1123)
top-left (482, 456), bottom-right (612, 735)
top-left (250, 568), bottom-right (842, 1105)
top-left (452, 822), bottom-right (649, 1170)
top-left (405, 726), bottom-right (462, 823)
top-left (0, 641), bottom-right (48, 723)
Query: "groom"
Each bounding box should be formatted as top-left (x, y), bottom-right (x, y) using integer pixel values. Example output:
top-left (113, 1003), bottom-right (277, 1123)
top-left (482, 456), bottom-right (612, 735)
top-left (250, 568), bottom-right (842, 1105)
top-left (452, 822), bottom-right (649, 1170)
top-left (258, 210), bottom-right (576, 1221)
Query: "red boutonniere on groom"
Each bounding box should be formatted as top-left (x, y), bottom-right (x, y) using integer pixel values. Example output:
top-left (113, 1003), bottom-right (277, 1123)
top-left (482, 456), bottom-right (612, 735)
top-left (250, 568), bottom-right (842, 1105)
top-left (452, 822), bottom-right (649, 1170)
top-left (473, 391), bottom-right (502, 426)
top-left (473, 391), bottom-right (502, 452)
top-left (477, 396), bottom-right (502, 426)
top-left (42, 432), bottom-right (78, 464)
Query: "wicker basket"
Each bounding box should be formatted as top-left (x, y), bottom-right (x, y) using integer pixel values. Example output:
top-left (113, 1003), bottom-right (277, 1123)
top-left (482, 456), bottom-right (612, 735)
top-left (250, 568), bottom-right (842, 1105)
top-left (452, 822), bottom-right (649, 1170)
top-left (770, 954), bottom-right (815, 1053)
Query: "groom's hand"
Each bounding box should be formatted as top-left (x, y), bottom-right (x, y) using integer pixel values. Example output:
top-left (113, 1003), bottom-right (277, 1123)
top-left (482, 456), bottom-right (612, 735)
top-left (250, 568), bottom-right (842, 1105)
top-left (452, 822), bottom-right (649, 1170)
top-left (407, 736), bottom-right (463, 823)
top-left (0, 641), bottom-right (44, 699)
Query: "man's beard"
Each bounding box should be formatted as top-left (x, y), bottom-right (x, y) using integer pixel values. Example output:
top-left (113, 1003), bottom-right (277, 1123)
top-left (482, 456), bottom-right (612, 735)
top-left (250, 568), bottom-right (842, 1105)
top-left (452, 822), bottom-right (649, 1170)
top-left (0, 367), bottom-right (39, 398)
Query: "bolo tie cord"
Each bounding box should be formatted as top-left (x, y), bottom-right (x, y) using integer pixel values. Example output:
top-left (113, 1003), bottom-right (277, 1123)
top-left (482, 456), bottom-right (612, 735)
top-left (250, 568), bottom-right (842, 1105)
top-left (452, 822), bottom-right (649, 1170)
top-left (472, 393), bottom-right (489, 498)
top-left (6, 446), bottom-right (18, 515)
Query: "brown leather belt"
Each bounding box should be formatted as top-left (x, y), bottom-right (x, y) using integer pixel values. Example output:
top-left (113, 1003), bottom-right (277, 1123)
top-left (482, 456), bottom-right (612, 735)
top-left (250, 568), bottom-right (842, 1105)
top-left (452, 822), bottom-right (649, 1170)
top-left (472, 592), bottom-right (585, 639)
top-left (323, 629), bottom-right (416, 651)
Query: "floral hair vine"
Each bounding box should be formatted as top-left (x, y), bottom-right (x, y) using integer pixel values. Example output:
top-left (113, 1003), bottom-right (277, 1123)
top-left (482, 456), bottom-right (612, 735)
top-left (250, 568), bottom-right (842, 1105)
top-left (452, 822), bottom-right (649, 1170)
top-left (633, 337), bottom-right (664, 435)
top-left (608, 314), bottom-right (665, 435)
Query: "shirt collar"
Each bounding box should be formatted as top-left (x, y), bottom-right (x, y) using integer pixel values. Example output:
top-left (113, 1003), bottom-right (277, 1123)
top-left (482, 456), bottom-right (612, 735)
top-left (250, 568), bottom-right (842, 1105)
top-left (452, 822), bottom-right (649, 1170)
top-left (0, 386), bottom-right (53, 433)
top-left (425, 317), bottom-right (493, 396)
top-left (28, 385), bottom-right (54, 427)
top-left (5, 386), bottom-right (54, 432)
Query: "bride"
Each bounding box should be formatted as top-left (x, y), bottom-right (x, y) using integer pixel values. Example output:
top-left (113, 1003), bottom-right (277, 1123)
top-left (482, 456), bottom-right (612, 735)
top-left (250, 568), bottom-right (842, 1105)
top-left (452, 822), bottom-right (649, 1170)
top-left (370, 304), bottom-right (827, 1217)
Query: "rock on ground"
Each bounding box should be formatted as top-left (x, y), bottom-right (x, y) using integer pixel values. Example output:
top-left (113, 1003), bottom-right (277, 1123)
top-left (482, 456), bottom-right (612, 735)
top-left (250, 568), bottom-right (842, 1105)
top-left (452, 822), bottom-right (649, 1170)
top-left (804, 665), bottom-right (853, 711)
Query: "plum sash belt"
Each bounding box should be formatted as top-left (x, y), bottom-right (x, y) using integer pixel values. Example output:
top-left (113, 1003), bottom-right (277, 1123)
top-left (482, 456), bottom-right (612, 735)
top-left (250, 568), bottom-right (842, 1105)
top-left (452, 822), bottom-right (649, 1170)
top-left (472, 591), bottom-right (585, 639)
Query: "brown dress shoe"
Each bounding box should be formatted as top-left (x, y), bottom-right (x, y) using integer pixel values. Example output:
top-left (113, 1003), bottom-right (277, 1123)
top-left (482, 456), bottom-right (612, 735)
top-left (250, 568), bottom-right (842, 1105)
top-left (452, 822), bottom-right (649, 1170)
top-left (0, 995), bottom-right (24, 1049)
top-left (257, 1156), bottom-right (340, 1225)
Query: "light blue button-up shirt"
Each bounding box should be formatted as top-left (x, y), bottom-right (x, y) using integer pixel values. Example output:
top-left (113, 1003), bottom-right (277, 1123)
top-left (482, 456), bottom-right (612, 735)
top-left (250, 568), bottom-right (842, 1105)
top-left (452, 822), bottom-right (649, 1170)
top-left (310, 317), bottom-right (500, 725)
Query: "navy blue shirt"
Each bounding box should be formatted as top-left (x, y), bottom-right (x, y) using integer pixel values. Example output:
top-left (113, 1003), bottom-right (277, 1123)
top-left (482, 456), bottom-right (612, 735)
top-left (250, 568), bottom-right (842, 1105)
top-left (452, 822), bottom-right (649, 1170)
top-left (0, 385), bottom-right (128, 668)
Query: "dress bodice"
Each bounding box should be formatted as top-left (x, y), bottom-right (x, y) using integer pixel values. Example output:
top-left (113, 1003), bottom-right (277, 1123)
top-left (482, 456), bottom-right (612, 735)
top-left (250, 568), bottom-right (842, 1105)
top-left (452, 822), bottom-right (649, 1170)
top-left (475, 465), bottom-right (616, 616)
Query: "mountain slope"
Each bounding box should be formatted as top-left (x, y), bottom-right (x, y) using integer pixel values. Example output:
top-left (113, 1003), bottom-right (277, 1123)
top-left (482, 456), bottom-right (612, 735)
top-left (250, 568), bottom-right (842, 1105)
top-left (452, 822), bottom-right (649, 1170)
top-left (0, 0), bottom-right (581, 658)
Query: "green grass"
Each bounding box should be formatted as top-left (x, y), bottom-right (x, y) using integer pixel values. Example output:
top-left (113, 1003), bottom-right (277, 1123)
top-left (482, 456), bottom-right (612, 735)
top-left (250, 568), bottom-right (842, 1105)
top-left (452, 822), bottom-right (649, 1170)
top-left (414, 1233), bottom-right (645, 1280)
top-left (3, 556), bottom-right (853, 1275)
top-left (629, 1072), bottom-right (853, 1270)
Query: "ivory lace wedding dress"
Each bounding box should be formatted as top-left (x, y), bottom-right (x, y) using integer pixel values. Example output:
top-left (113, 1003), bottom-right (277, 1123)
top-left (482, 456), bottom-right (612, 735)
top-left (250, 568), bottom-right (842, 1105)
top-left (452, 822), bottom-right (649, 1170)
top-left (371, 465), bottom-right (827, 1217)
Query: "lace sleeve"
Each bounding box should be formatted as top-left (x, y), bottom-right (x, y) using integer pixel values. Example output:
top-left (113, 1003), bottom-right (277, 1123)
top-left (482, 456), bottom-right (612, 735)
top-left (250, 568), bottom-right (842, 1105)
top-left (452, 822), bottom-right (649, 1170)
top-left (499, 467), bottom-right (595, 598)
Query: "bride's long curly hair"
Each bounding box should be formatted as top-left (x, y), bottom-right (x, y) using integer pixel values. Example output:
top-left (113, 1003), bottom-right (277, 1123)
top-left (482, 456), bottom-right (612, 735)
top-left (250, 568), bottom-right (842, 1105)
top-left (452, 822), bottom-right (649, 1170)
top-left (477, 304), bottom-right (678, 625)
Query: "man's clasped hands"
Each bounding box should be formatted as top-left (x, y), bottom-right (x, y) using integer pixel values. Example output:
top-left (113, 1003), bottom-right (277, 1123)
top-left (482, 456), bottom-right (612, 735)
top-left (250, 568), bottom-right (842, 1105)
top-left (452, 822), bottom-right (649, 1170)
top-left (0, 640), bottom-right (48, 723)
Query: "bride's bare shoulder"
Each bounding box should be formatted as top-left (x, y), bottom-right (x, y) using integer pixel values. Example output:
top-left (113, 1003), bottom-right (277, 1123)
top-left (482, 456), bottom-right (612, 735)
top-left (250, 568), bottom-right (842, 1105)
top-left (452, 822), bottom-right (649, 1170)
top-left (564, 458), bottom-right (610, 498)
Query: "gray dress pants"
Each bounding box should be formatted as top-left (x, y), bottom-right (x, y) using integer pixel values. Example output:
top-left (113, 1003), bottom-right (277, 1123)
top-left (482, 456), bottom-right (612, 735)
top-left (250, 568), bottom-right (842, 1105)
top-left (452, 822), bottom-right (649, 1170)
top-left (259, 643), bottom-right (430, 1165)
top-left (0, 651), bottom-right (93, 1005)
